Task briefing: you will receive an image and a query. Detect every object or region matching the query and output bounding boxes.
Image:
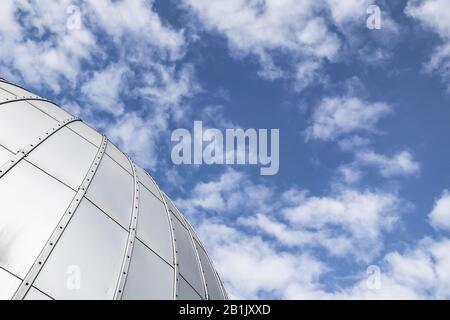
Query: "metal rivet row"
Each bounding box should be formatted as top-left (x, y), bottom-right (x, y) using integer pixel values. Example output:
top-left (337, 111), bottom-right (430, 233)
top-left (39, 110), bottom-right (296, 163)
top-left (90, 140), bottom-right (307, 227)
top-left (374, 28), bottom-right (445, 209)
top-left (150, 179), bottom-right (179, 300)
top-left (113, 159), bottom-right (140, 300)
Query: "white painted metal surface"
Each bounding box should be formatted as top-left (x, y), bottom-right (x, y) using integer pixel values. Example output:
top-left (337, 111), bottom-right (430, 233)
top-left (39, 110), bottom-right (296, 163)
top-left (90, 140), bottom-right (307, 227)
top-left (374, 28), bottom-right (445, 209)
top-left (0, 79), bottom-right (226, 300)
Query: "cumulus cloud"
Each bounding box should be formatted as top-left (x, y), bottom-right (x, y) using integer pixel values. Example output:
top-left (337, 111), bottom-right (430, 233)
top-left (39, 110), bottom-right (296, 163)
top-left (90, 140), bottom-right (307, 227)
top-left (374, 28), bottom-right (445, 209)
top-left (305, 96), bottom-right (392, 141)
top-left (377, 237), bottom-right (450, 299)
top-left (197, 221), bottom-right (327, 299)
top-left (175, 169), bottom-right (275, 216)
top-left (280, 187), bottom-right (403, 260)
top-left (338, 164), bottom-right (363, 184)
top-left (356, 150), bottom-right (420, 178)
top-left (178, 169), bottom-right (404, 263)
top-left (406, 0), bottom-right (450, 92)
top-left (325, 0), bottom-right (372, 25)
top-left (138, 63), bottom-right (200, 115)
top-left (183, 0), bottom-right (338, 57)
top-left (197, 199), bottom-right (450, 299)
top-left (105, 112), bottom-right (165, 169)
top-left (172, 165), bottom-right (450, 299)
top-left (188, 170), bottom-right (450, 299)
top-left (429, 190), bottom-right (450, 231)
top-left (182, 0), bottom-right (356, 88)
top-left (0, 0), bottom-right (96, 92)
top-left (86, 0), bottom-right (185, 60)
top-left (80, 64), bottom-right (128, 116)
top-left (338, 135), bottom-right (371, 151)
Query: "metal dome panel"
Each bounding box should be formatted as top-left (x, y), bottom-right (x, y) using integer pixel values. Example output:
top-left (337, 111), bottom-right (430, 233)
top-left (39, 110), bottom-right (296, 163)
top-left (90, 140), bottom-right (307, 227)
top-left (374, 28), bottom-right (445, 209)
top-left (0, 78), bottom-right (226, 300)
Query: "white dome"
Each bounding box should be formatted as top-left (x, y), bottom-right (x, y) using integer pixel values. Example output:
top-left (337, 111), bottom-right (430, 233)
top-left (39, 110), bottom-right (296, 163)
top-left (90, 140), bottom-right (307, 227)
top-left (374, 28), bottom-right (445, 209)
top-left (0, 78), bottom-right (227, 300)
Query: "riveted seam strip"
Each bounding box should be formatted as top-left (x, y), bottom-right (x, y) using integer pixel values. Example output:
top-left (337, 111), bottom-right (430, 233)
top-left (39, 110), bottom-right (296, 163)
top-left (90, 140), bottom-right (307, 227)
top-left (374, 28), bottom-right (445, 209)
top-left (0, 97), bottom-right (54, 107)
top-left (113, 157), bottom-right (140, 300)
top-left (164, 194), bottom-right (209, 300)
top-left (146, 176), bottom-right (179, 300)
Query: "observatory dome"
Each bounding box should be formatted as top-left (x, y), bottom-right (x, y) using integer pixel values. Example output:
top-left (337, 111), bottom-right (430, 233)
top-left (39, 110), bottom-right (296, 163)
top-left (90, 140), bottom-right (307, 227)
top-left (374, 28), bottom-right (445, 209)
top-left (0, 78), bottom-right (227, 300)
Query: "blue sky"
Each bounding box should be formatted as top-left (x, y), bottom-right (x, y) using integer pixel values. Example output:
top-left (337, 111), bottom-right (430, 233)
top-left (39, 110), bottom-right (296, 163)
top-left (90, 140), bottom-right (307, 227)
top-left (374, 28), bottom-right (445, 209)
top-left (2, 0), bottom-right (450, 299)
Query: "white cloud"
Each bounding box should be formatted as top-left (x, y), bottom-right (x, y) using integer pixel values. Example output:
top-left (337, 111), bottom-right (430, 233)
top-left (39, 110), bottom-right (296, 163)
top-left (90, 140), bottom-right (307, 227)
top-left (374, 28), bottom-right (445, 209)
top-left (138, 64), bottom-right (200, 115)
top-left (379, 237), bottom-right (450, 299)
top-left (429, 190), bottom-right (450, 231)
top-left (200, 214), bottom-right (450, 299)
top-left (305, 96), bottom-right (392, 141)
top-left (281, 187), bottom-right (402, 260)
top-left (338, 135), bottom-right (370, 151)
top-left (182, 0), bottom-right (399, 90)
top-left (287, 237), bottom-right (450, 299)
top-left (105, 112), bottom-right (165, 169)
top-left (183, 0), bottom-right (333, 56)
top-left (406, 0), bottom-right (450, 92)
top-left (239, 213), bottom-right (354, 257)
top-left (182, 0), bottom-right (344, 87)
top-left (197, 221), bottom-right (327, 299)
top-left (81, 64), bottom-right (128, 116)
top-left (0, 0), bottom-right (96, 92)
top-left (177, 167), bottom-right (450, 299)
top-left (406, 0), bottom-right (450, 38)
top-left (86, 0), bottom-right (185, 60)
top-left (176, 169), bottom-right (274, 216)
top-left (178, 169), bottom-right (403, 261)
top-left (199, 211), bottom-right (450, 299)
top-left (356, 150), bottom-right (420, 178)
top-left (325, 0), bottom-right (371, 25)
top-left (338, 164), bottom-right (363, 184)
top-left (294, 60), bottom-right (324, 91)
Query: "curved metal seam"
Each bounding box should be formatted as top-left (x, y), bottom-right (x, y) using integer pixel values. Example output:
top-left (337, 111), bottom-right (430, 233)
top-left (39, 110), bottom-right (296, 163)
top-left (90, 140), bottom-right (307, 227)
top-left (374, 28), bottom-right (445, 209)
top-left (215, 270), bottom-right (228, 300)
top-left (113, 156), bottom-right (140, 300)
top-left (0, 96), bottom-right (74, 136)
top-left (165, 194), bottom-right (209, 300)
top-left (147, 173), bottom-right (178, 300)
top-left (0, 84), bottom-right (77, 125)
top-left (185, 223), bottom-right (210, 299)
top-left (0, 79), bottom-right (41, 99)
top-left (12, 135), bottom-right (108, 299)
top-left (165, 192), bottom-right (227, 300)
top-left (193, 233), bottom-right (227, 300)
top-left (181, 215), bottom-right (228, 300)
top-left (0, 97), bottom-right (53, 107)
top-left (0, 117), bottom-right (80, 180)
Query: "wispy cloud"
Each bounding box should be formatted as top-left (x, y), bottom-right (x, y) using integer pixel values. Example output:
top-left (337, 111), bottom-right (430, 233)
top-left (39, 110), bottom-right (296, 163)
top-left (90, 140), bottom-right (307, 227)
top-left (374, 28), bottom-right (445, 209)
top-left (305, 96), bottom-right (392, 141)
